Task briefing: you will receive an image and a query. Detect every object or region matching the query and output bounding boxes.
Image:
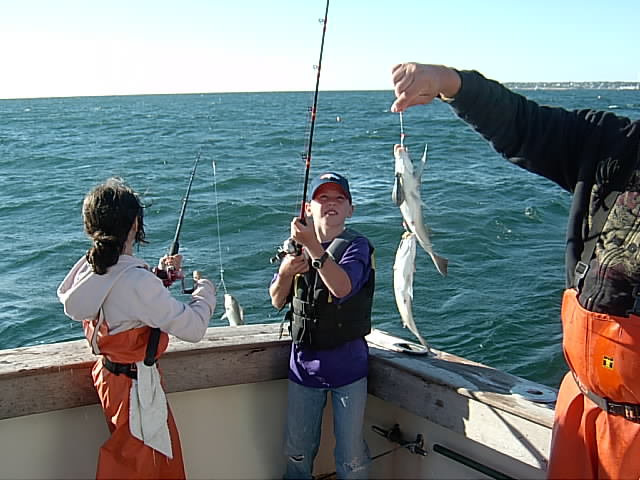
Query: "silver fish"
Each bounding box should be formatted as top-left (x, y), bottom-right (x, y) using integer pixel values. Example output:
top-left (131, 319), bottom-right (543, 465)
top-left (221, 293), bottom-right (244, 326)
top-left (392, 143), bottom-right (448, 276)
top-left (393, 231), bottom-right (430, 349)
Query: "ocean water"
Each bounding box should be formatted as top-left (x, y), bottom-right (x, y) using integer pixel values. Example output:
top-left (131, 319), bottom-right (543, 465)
top-left (1, 88), bottom-right (638, 389)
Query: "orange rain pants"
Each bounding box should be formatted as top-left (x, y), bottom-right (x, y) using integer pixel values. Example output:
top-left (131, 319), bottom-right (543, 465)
top-left (84, 321), bottom-right (186, 479)
top-left (547, 289), bottom-right (640, 479)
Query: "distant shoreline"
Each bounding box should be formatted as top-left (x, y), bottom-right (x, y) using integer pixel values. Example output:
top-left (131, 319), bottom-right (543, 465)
top-left (506, 81), bottom-right (639, 90)
top-left (3, 82), bottom-right (639, 100)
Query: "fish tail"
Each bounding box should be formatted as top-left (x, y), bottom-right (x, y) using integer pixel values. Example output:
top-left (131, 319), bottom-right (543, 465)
top-left (415, 234), bottom-right (449, 276)
top-left (409, 327), bottom-right (432, 352)
top-left (431, 252), bottom-right (449, 276)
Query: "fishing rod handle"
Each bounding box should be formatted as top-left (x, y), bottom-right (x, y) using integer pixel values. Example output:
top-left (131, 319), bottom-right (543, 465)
top-left (169, 240), bottom-right (180, 256)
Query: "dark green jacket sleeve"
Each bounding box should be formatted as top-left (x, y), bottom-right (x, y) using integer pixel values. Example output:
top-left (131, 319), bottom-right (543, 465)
top-left (446, 70), bottom-right (640, 288)
top-left (448, 70), bottom-right (639, 194)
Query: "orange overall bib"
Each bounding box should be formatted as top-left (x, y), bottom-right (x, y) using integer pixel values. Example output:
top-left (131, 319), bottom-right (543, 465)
top-left (548, 289), bottom-right (640, 479)
top-left (84, 320), bottom-right (186, 479)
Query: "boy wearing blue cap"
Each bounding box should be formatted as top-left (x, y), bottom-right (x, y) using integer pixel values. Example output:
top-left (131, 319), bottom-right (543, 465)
top-left (270, 172), bottom-right (374, 479)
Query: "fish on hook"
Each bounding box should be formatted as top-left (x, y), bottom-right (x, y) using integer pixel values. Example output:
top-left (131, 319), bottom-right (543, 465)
top-left (221, 293), bottom-right (244, 326)
top-left (392, 143), bottom-right (448, 276)
top-left (393, 231), bottom-right (431, 350)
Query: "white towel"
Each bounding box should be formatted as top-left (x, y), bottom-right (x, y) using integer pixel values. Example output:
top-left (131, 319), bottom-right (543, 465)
top-left (129, 361), bottom-right (173, 459)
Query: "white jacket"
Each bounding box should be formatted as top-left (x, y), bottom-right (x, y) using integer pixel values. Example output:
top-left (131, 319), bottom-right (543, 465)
top-left (57, 254), bottom-right (216, 342)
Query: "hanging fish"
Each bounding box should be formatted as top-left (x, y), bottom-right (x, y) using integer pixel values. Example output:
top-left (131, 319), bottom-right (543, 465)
top-left (221, 293), bottom-right (244, 326)
top-left (392, 143), bottom-right (448, 276)
top-left (393, 231), bottom-right (431, 350)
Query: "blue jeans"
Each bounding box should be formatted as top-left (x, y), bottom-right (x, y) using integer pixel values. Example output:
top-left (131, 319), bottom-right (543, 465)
top-left (284, 377), bottom-right (370, 479)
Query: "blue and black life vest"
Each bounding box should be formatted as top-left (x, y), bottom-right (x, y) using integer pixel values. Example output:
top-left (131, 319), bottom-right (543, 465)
top-left (288, 228), bottom-right (374, 350)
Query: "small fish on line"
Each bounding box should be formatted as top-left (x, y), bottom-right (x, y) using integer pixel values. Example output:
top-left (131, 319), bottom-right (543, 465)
top-left (211, 159), bottom-right (245, 328)
top-left (392, 143), bottom-right (448, 276)
top-left (221, 293), bottom-right (244, 326)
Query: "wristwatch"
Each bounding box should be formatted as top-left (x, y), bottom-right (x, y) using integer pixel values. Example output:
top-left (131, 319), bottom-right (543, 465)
top-left (312, 252), bottom-right (330, 270)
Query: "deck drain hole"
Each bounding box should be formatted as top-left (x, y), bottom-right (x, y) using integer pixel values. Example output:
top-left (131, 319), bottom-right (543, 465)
top-left (510, 383), bottom-right (557, 403)
top-left (393, 342), bottom-right (430, 355)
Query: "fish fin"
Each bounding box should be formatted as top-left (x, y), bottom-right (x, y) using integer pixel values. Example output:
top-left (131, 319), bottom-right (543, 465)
top-left (416, 144), bottom-right (428, 180)
top-left (221, 312), bottom-right (228, 320)
top-left (392, 175), bottom-right (404, 206)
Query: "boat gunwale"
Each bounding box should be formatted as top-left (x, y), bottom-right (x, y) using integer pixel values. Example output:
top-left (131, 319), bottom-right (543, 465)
top-left (0, 324), bottom-right (556, 430)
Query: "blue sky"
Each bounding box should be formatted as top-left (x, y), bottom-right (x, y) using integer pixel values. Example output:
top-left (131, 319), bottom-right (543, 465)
top-left (2, 0), bottom-right (638, 99)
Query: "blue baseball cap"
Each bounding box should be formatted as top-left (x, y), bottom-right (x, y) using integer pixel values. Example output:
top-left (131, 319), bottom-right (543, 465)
top-left (310, 172), bottom-right (351, 202)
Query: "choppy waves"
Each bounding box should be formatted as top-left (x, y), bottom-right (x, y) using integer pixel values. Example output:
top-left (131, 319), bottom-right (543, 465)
top-left (1, 88), bottom-right (638, 387)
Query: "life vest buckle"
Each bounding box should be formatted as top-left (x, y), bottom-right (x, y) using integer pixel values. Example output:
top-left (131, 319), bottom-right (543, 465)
top-left (573, 261), bottom-right (589, 288)
top-left (624, 404), bottom-right (640, 423)
top-left (606, 402), bottom-right (640, 423)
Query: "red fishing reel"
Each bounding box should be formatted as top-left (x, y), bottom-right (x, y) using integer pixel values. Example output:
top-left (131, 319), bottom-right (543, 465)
top-left (153, 266), bottom-right (183, 287)
top-left (153, 266), bottom-right (195, 294)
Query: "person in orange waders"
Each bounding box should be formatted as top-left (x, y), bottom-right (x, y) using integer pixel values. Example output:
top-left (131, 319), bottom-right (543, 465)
top-left (58, 178), bottom-right (217, 479)
top-left (390, 63), bottom-right (640, 479)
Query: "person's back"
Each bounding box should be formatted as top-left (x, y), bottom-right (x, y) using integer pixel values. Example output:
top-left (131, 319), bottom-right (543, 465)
top-left (58, 178), bottom-right (217, 479)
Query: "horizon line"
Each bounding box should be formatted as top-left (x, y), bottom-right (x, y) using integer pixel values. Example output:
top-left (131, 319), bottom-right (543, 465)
top-left (2, 81), bottom-right (639, 101)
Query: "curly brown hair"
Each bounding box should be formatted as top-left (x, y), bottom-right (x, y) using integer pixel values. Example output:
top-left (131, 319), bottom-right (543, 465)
top-left (83, 178), bottom-right (147, 274)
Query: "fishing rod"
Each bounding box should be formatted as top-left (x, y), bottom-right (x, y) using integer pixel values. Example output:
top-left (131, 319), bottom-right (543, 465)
top-left (299, 0), bottom-right (329, 221)
top-left (155, 153), bottom-right (200, 293)
top-left (145, 153), bottom-right (200, 366)
top-left (270, 0), bottom-right (330, 264)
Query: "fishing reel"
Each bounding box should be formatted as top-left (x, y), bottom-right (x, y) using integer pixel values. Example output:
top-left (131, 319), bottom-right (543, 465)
top-left (153, 266), bottom-right (195, 294)
top-left (270, 237), bottom-right (303, 264)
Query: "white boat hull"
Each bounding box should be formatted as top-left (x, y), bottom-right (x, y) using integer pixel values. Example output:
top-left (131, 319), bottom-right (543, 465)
top-left (0, 324), bottom-right (556, 479)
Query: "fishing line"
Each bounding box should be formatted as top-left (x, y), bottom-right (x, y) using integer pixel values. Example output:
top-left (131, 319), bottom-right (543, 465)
top-left (298, 0), bottom-right (330, 221)
top-left (399, 111), bottom-right (405, 147)
top-left (211, 159), bottom-right (228, 295)
top-left (269, 0), bottom-right (330, 264)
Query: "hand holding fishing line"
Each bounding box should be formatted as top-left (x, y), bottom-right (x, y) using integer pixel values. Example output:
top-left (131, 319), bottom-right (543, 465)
top-left (390, 63), bottom-right (462, 113)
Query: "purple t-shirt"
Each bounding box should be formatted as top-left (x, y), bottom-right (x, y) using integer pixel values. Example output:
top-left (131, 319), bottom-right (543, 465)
top-left (283, 236), bottom-right (372, 388)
